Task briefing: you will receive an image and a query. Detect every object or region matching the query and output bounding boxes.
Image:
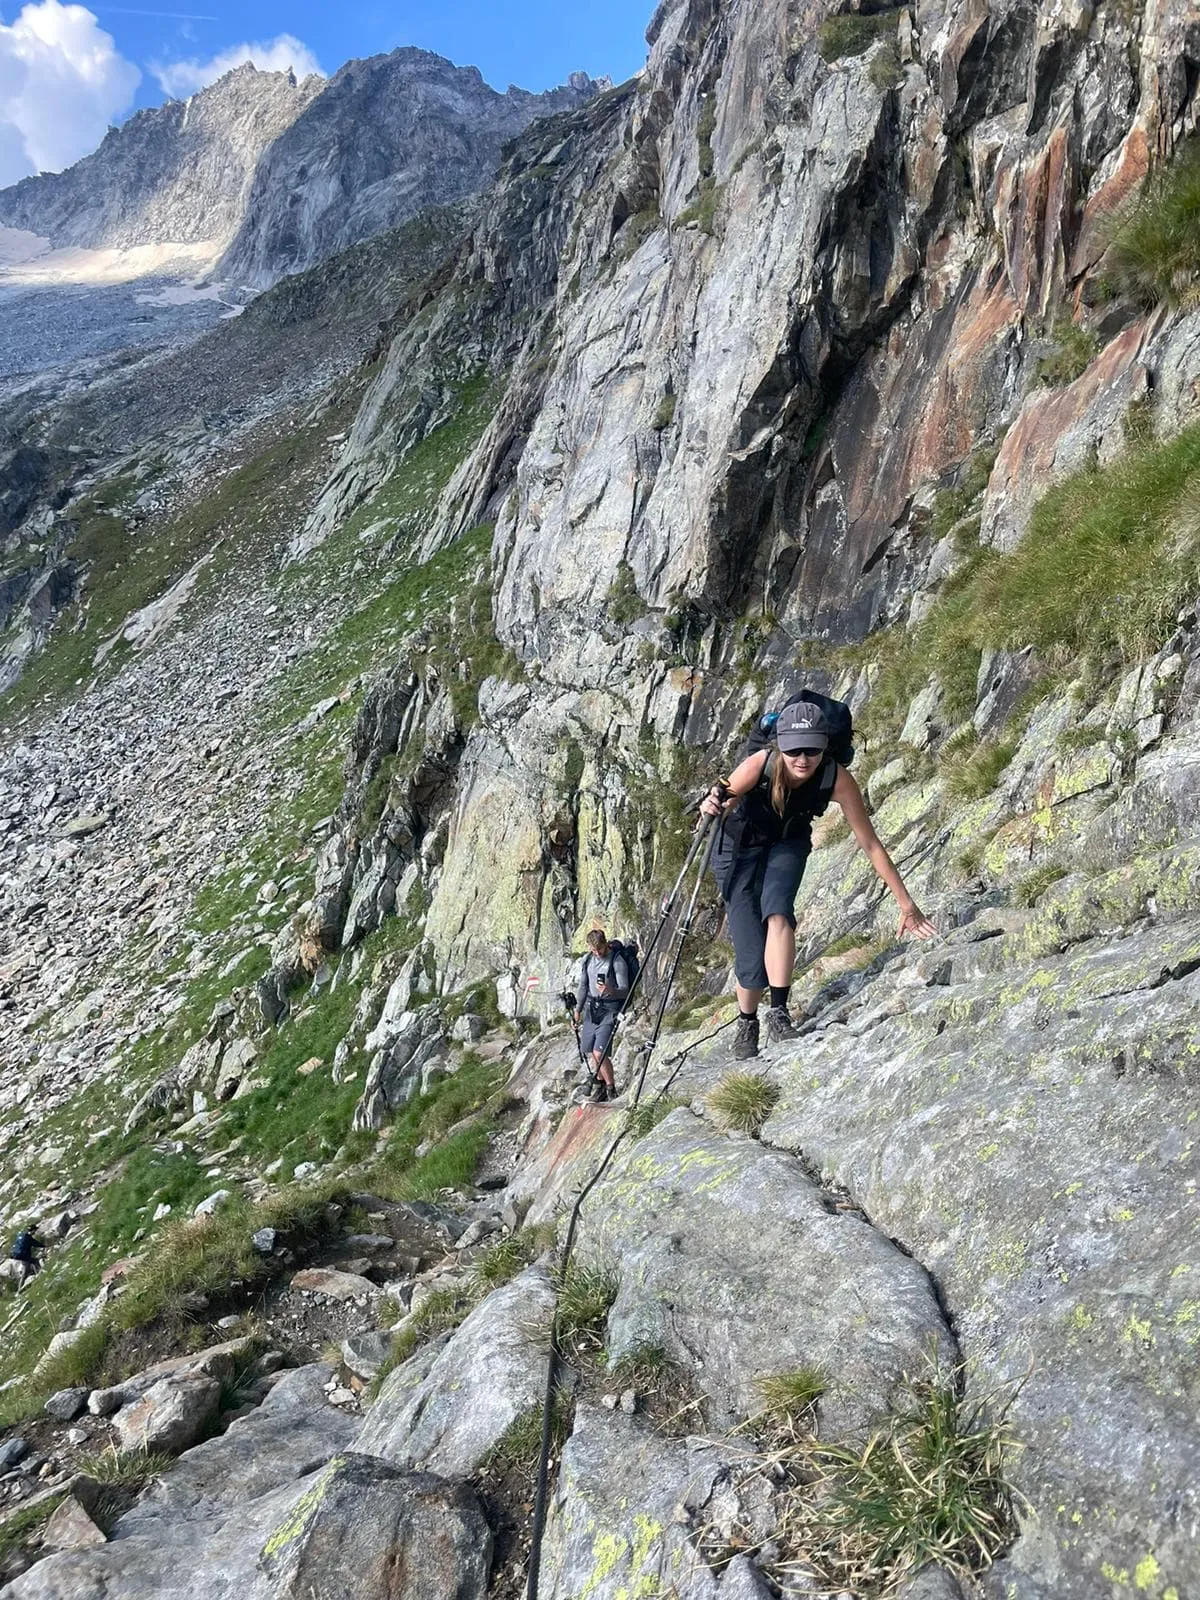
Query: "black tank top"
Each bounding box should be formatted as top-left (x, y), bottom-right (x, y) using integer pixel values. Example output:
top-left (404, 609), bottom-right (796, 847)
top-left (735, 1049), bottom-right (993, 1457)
top-left (735, 752), bottom-right (837, 848)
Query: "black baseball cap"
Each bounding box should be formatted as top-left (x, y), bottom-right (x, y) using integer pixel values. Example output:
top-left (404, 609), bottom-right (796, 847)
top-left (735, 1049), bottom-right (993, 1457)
top-left (776, 701), bottom-right (829, 754)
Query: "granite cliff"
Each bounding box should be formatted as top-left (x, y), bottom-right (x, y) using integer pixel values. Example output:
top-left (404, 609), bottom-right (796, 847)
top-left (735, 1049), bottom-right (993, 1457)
top-left (1, 1), bottom-right (1199, 1598)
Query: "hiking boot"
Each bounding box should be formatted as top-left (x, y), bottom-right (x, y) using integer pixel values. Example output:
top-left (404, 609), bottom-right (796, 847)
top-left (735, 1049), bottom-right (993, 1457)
top-left (587, 1080), bottom-right (611, 1103)
top-left (764, 1004), bottom-right (799, 1044)
top-left (732, 1013), bottom-right (760, 1061)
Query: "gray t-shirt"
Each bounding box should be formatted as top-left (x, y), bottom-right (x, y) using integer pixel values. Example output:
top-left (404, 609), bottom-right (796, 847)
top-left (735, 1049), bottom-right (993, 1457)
top-left (576, 949), bottom-right (630, 1009)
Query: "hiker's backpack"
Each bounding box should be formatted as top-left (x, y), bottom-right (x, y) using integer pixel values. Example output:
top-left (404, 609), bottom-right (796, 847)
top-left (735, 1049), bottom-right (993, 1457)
top-left (599, 939), bottom-right (640, 994)
top-left (745, 689), bottom-right (855, 768)
top-left (10, 1231), bottom-right (35, 1261)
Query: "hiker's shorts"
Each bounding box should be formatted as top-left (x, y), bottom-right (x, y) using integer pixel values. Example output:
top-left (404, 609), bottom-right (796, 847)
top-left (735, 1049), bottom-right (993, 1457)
top-left (714, 838), bottom-right (812, 989)
top-left (581, 1001), bottom-right (621, 1060)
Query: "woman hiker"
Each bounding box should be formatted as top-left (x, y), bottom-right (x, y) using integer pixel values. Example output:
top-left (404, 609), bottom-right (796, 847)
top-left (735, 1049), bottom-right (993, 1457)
top-left (700, 699), bottom-right (936, 1061)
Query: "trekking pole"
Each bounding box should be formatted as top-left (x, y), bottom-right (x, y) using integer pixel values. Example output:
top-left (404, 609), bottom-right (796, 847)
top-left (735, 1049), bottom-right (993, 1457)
top-left (630, 819), bottom-right (718, 1108)
top-left (616, 811), bottom-right (716, 1021)
top-left (558, 988), bottom-right (597, 1095)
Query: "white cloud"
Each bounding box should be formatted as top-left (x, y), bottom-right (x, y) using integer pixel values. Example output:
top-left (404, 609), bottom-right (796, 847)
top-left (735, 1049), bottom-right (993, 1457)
top-left (0, 0), bottom-right (140, 186)
top-left (152, 33), bottom-right (322, 99)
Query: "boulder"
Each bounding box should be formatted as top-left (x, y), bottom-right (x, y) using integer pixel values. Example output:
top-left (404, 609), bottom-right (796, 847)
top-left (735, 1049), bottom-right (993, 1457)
top-left (540, 1407), bottom-right (772, 1600)
top-left (356, 1262), bottom-right (556, 1473)
top-left (43, 1388), bottom-right (88, 1423)
top-left (88, 1336), bottom-right (260, 1420)
top-left (340, 1332), bottom-right (394, 1381)
top-left (898, 1567), bottom-right (964, 1599)
top-left (260, 1454), bottom-right (491, 1600)
top-left (290, 1267), bottom-right (378, 1302)
top-left (111, 1372), bottom-right (222, 1455)
top-left (41, 1497), bottom-right (106, 1552)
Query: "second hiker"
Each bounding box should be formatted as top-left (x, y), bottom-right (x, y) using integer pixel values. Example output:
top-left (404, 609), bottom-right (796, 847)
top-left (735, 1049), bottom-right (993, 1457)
top-left (574, 928), bottom-right (630, 1102)
top-left (700, 698), bottom-right (935, 1060)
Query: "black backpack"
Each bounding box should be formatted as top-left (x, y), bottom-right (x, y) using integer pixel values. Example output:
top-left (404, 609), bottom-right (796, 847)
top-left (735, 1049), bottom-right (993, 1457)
top-left (10, 1231), bottom-right (35, 1261)
top-left (745, 689), bottom-right (855, 768)
top-left (591, 940), bottom-right (640, 994)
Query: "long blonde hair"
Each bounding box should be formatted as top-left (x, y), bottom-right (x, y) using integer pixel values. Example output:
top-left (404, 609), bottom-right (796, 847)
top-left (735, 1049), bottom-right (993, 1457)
top-left (770, 745), bottom-right (790, 816)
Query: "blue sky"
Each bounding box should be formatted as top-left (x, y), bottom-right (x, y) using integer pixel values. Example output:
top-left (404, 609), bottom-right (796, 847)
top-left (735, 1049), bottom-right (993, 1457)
top-left (101, 0), bottom-right (655, 103)
top-left (0, 0), bottom-right (655, 188)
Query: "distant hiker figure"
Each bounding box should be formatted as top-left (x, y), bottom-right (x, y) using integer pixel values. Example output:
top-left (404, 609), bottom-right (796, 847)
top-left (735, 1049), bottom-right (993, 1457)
top-left (7, 1227), bottom-right (45, 1292)
top-left (574, 928), bottom-right (630, 1102)
top-left (701, 696), bottom-right (934, 1061)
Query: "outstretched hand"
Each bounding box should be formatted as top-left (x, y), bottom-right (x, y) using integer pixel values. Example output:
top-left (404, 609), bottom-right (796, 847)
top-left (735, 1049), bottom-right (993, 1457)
top-left (898, 903), bottom-right (936, 940)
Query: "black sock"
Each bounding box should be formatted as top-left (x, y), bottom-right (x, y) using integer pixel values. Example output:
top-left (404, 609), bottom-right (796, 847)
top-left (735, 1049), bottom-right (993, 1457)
top-left (739, 1007), bottom-right (758, 1020)
top-left (769, 986), bottom-right (790, 1010)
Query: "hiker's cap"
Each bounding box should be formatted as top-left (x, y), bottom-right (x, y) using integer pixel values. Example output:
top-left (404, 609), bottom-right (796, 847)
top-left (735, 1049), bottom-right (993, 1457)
top-left (776, 701), bottom-right (829, 754)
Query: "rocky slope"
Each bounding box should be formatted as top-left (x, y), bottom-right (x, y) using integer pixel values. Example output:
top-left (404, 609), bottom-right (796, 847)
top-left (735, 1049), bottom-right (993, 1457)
top-left (3, 0), bottom-right (1200, 1597)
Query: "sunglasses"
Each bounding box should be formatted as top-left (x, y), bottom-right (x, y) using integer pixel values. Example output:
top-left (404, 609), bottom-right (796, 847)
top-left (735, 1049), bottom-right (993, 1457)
top-left (785, 745), bottom-right (824, 757)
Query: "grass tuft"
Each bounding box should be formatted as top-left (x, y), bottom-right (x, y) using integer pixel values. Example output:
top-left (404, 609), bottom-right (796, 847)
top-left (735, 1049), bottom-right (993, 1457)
top-left (707, 1072), bottom-right (780, 1135)
top-left (624, 1097), bottom-right (684, 1142)
top-left (798, 1372), bottom-right (1019, 1591)
top-left (1034, 320), bottom-right (1101, 387)
top-left (943, 737), bottom-right (1017, 800)
top-left (609, 1341), bottom-right (679, 1391)
top-left (556, 1263), bottom-right (618, 1355)
top-left (756, 1366), bottom-right (826, 1427)
top-left (73, 1446), bottom-right (173, 1488)
top-left (1108, 139), bottom-right (1200, 307)
top-left (483, 1387), bottom-right (573, 1472)
top-left (1013, 865), bottom-right (1069, 907)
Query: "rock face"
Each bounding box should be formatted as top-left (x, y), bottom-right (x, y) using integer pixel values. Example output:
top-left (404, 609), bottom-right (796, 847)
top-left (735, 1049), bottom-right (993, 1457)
top-left (220, 51), bottom-right (600, 288)
top-left (259, 1454), bottom-right (491, 1600)
top-left (581, 1110), bottom-right (954, 1439)
top-left (0, 65), bottom-right (320, 251)
top-left (357, 1262), bottom-right (557, 1472)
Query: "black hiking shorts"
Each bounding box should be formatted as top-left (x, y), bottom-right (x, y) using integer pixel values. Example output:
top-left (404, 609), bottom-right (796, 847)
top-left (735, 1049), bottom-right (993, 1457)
top-left (581, 1000), bottom-right (621, 1060)
top-left (714, 837), bottom-right (811, 989)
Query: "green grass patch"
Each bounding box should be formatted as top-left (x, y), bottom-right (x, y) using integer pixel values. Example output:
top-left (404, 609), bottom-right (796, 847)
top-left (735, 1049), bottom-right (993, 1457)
top-left (1108, 138), bottom-right (1200, 307)
top-left (864, 421), bottom-right (1200, 744)
top-left (818, 7), bottom-right (904, 62)
top-left (216, 985), bottom-right (365, 1178)
top-left (651, 392), bottom-right (677, 431)
top-left (1034, 320), bottom-right (1101, 387)
top-left (606, 560), bottom-right (648, 625)
top-left (368, 1053), bottom-right (505, 1201)
top-left (707, 1071), bottom-right (780, 1135)
top-left (268, 521), bottom-right (520, 737)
